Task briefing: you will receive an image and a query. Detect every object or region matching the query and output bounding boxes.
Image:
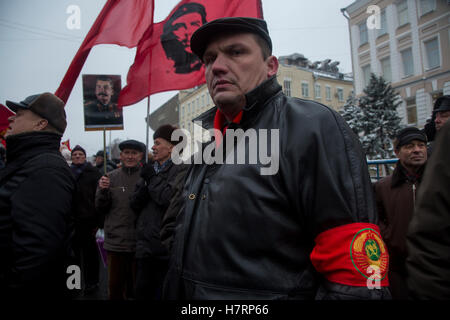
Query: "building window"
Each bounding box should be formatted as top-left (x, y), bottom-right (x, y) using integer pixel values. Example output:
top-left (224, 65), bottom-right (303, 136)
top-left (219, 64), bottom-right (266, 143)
top-left (397, 0), bottom-right (409, 27)
top-left (202, 95), bottom-right (205, 108)
top-left (187, 103), bottom-right (191, 114)
top-left (359, 22), bottom-right (368, 45)
top-left (325, 86), bottom-right (331, 101)
top-left (314, 83), bottom-right (321, 99)
top-left (378, 9), bottom-right (388, 36)
top-left (283, 79), bottom-right (291, 97)
top-left (380, 57), bottom-right (392, 83)
top-left (302, 83), bottom-right (309, 98)
top-left (196, 98), bottom-right (200, 112)
top-left (181, 106), bottom-right (185, 117)
top-left (424, 37), bottom-right (440, 70)
top-left (419, 0), bottom-right (435, 16)
top-left (337, 88), bottom-right (344, 102)
top-left (362, 65), bottom-right (371, 88)
top-left (401, 48), bottom-right (414, 77)
top-left (406, 99), bottom-right (417, 124)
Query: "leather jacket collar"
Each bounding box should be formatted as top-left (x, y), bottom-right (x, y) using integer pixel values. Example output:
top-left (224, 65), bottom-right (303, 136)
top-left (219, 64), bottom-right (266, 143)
top-left (194, 76), bottom-right (282, 131)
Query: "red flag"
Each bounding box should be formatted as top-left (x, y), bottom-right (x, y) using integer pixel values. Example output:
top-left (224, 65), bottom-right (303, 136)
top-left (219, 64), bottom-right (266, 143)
top-left (55, 0), bottom-right (155, 104)
top-left (0, 104), bottom-right (14, 147)
top-left (118, 0), bottom-right (263, 107)
top-left (61, 139), bottom-right (72, 152)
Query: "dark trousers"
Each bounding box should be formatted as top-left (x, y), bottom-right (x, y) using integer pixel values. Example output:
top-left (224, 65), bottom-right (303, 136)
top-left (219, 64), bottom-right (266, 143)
top-left (73, 226), bottom-right (100, 288)
top-left (106, 251), bottom-right (136, 300)
top-left (135, 257), bottom-right (168, 300)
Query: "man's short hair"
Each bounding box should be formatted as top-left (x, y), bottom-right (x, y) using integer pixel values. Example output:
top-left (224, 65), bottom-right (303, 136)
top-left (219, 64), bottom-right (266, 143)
top-left (96, 76), bottom-right (114, 88)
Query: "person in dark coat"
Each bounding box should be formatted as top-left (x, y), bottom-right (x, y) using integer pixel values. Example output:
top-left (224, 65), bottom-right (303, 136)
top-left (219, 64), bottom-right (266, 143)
top-left (163, 17), bottom-right (391, 300)
top-left (70, 144), bottom-right (102, 295)
top-left (424, 95), bottom-right (450, 156)
top-left (95, 150), bottom-right (116, 175)
top-left (374, 127), bottom-right (427, 299)
top-left (0, 92), bottom-right (75, 299)
top-left (130, 124), bottom-right (187, 300)
top-left (406, 120), bottom-right (450, 299)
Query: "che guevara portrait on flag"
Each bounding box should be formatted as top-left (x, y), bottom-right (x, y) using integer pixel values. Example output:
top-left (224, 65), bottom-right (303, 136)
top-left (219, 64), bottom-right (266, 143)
top-left (82, 74), bottom-right (124, 131)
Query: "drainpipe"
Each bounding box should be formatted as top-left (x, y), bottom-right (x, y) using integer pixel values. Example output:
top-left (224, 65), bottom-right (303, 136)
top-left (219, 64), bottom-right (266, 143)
top-left (341, 7), bottom-right (357, 95)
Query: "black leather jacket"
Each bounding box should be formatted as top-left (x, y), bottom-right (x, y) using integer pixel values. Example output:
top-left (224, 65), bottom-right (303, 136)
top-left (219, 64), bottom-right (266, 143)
top-left (164, 76), bottom-right (390, 300)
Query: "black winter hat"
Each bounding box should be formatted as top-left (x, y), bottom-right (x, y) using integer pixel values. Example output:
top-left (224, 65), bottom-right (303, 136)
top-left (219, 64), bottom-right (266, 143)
top-left (119, 139), bottom-right (146, 153)
top-left (395, 127), bottom-right (427, 149)
top-left (6, 92), bottom-right (67, 135)
top-left (71, 145), bottom-right (86, 156)
top-left (153, 124), bottom-right (180, 145)
top-left (433, 95), bottom-right (450, 114)
top-left (190, 17), bottom-right (272, 61)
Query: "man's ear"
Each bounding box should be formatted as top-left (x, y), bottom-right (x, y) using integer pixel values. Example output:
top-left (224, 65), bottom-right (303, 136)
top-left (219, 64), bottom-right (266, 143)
top-left (266, 55), bottom-right (279, 78)
top-left (35, 118), bottom-right (49, 131)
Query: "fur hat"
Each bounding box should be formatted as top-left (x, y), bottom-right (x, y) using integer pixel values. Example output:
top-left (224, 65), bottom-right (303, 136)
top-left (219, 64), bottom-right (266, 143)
top-left (6, 92), bottom-right (67, 135)
top-left (153, 124), bottom-right (180, 145)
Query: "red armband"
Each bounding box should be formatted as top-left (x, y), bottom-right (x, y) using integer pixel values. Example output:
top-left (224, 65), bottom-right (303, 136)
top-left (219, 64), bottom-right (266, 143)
top-left (310, 222), bottom-right (389, 287)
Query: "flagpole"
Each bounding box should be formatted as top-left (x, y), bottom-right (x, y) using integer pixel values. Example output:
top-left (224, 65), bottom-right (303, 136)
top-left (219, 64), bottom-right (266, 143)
top-left (103, 128), bottom-right (107, 175)
top-left (145, 96), bottom-right (150, 164)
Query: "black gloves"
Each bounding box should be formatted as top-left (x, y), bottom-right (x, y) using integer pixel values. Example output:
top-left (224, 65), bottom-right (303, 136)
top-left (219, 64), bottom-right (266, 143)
top-left (140, 163), bottom-right (156, 182)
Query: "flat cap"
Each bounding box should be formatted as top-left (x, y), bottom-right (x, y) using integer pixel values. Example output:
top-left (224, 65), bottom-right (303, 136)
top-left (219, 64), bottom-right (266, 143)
top-left (433, 95), bottom-right (450, 114)
top-left (190, 17), bottom-right (272, 61)
top-left (6, 92), bottom-right (67, 135)
top-left (119, 139), bottom-right (146, 153)
top-left (395, 127), bottom-right (427, 149)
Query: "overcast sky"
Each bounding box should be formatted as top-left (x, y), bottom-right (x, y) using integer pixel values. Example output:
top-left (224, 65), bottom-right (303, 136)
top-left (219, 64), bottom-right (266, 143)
top-left (0, 0), bottom-right (354, 156)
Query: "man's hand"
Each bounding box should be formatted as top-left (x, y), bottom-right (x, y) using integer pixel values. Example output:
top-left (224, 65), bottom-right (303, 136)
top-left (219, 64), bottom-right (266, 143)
top-left (140, 163), bottom-right (156, 182)
top-left (98, 175), bottom-right (110, 189)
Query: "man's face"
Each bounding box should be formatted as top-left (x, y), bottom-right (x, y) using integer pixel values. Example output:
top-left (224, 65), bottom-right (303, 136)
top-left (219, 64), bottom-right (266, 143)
top-left (172, 12), bottom-right (202, 54)
top-left (6, 109), bottom-right (44, 137)
top-left (395, 140), bottom-right (427, 170)
top-left (95, 155), bottom-right (104, 166)
top-left (120, 149), bottom-right (143, 168)
top-left (95, 80), bottom-right (114, 105)
top-left (71, 150), bottom-right (86, 165)
top-left (152, 138), bottom-right (173, 165)
top-left (434, 110), bottom-right (450, 131)
top-left (204, 33), bottom-right (278, 115)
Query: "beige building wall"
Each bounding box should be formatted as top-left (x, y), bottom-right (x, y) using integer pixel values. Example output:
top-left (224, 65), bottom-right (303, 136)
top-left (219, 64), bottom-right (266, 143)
top-left (344, 0), bottom-right (450, 127)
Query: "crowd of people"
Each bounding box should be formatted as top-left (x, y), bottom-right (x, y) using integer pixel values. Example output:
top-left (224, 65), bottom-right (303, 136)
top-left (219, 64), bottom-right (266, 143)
top-left (0, 17), bottom-right (449, 301)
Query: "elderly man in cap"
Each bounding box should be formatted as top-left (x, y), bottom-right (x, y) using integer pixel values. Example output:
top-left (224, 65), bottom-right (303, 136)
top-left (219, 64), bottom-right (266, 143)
top-left (130, 124), bottom-right (187, 300)
top-left (163, 17), bottom-right (390, 300)
top-left (374, 127), bottom-right (428, 299)
top-left (0, 92), bottom-right (75, 299)
top-left (95, 139), bottom-right (145, 300)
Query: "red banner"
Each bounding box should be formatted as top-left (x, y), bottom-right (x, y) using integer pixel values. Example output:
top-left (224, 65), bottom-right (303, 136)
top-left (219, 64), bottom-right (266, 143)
top-left (118, 0), bottom-right (263, 107)
top-left (55, 0), bottom-right (154, 104)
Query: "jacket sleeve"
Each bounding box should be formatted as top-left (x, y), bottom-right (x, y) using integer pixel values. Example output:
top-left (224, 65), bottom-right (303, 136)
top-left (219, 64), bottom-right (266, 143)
top-left (160, 164), bottom-right (189, 252)
top-left (8, 167), bottom-right (74, 293)
top-left (284, 103), bottom-right (390, 299)
top-left (95, 184), bottom-right (111, 215)
top-left (129, 178), bottom-right (150, 214)
top-left (145, 165), bottom-right (181, 207)
top-left (406, 121), bottom-right (450, 300)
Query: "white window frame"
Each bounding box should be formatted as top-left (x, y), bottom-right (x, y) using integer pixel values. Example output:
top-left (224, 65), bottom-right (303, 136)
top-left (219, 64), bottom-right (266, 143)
top-left (380, 57), bottom-right (392, 83)
top-left (301, 82), bottom-right (309, 98)
top-left (325, 85), bottom-right (332, 101)
top-left (314, 83), bottom-right (321, 99)
top-left (423, 36), bottom-right (441, 71)
top-left (362, 64), bottom-right (371, 88)
top-left (378, 9), bottom-right (388, 37)
top-left (401, 48), bottom-right (414, 77)
top-left (336, 88), bottom-right (344, 103)
top-left (397, 0), bottom-right (409, 27)
top-left (418, 0), bottom-right (436, 17)
top-left (283, 78), bottom-right (292, 97)
top-left (359, 22), bottom-right (368, 45)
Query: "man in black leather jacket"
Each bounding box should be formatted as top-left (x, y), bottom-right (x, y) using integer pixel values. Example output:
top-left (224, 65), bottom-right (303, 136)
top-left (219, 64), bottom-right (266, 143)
top-left (0, 92), bottom-right (75, 299)
top-left (163, 17), bottom-right (391, 300)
